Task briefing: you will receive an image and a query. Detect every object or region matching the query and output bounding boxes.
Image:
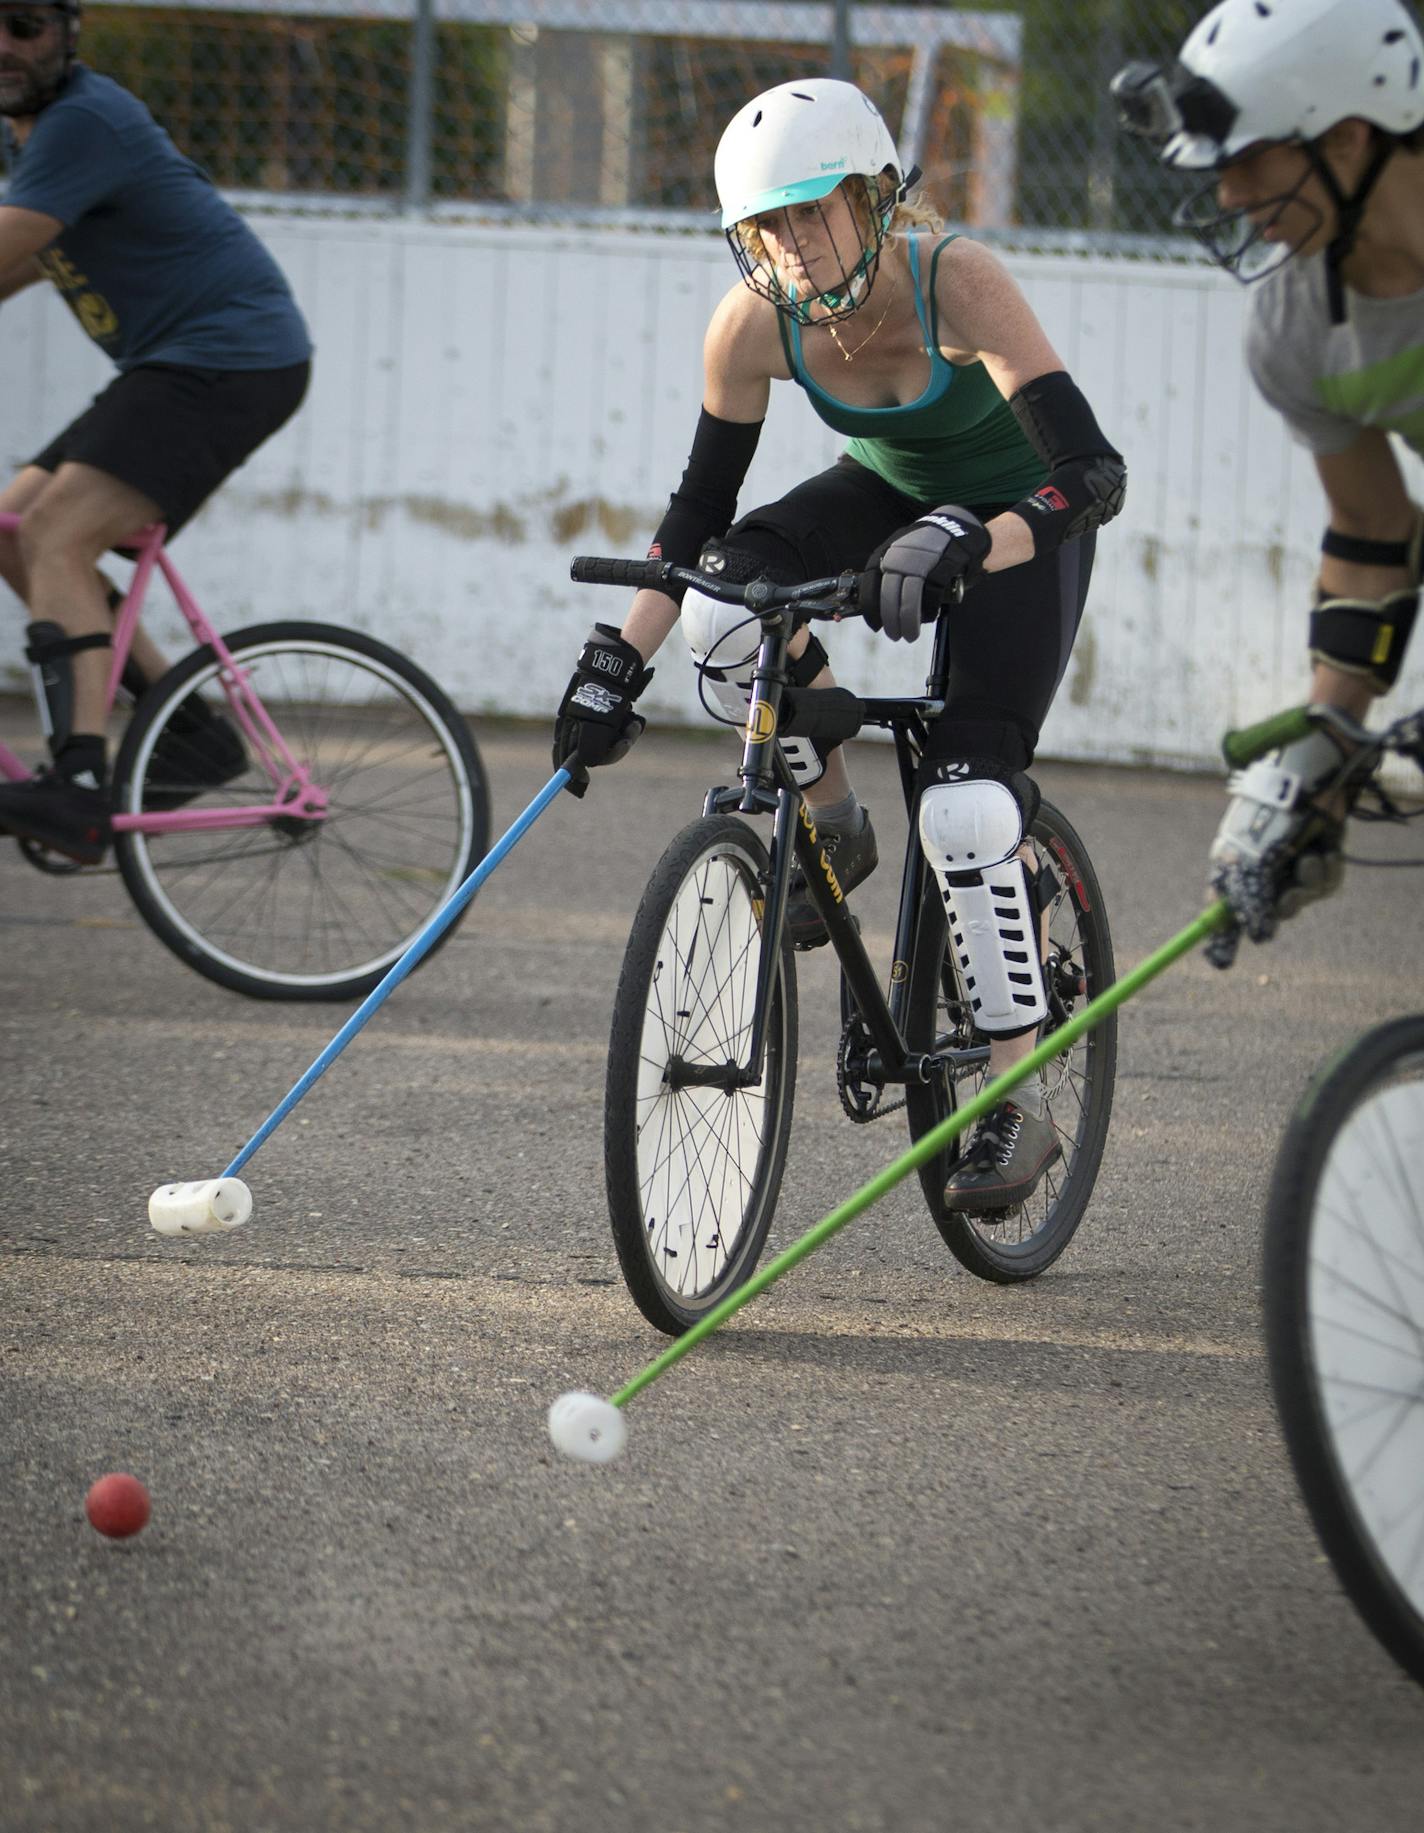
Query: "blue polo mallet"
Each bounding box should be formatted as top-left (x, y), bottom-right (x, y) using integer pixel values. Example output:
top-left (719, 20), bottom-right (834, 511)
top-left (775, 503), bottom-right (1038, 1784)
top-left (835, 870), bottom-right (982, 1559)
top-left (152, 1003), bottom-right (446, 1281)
top-left (148, 767), bottom-right (575, 1234)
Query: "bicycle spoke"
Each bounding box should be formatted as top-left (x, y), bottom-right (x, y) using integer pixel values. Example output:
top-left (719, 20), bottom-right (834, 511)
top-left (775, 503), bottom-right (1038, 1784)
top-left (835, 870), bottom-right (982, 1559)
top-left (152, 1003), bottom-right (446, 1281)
top-left (115, 630), bottom-right (486, 996)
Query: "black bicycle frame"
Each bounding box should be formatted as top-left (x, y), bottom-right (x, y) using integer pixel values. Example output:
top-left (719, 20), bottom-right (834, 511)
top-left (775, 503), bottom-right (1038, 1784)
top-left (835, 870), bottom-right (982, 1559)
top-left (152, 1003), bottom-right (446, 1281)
top-left (695, 605), bottom-right (992, 1095)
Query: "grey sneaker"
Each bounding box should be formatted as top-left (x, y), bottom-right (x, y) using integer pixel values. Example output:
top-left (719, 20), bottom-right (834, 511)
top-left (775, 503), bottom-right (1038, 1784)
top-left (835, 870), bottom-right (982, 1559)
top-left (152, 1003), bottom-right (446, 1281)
top-left (786, 809), bottom-right (878, 949)
top-left (944, 1098), bottom-right (1061, 1214)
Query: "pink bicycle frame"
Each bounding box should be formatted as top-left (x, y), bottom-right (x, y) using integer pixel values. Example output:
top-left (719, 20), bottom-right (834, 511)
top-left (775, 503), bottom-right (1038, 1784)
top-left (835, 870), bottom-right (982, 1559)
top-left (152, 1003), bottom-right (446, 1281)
top-left (0, 514), bottom-right (326, 834)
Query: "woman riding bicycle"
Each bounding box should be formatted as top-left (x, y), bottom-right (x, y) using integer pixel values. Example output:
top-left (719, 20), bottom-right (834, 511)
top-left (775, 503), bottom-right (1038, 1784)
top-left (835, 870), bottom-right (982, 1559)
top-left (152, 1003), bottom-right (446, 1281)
top-left (1114, 0), bottom-right (1424, 956)
top-left (552, 77), bottom-right (1125, 1215)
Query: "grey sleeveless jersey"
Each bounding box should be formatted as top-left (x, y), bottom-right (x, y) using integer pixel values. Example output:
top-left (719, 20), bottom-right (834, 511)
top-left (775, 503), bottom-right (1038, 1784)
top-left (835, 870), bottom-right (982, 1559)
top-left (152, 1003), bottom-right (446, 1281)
top-left (1246, 250), bottom-right (1424, 459)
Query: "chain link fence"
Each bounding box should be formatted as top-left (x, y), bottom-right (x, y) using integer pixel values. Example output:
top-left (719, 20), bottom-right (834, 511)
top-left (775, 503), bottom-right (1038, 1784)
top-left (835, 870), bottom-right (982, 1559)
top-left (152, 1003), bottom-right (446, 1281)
top-left (77, 0), bottom-right (1214, 251)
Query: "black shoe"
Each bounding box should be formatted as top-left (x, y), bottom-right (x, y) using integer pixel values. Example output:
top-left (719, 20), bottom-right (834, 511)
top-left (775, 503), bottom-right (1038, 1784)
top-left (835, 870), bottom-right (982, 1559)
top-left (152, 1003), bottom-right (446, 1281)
top-left (142, 709), bottom-right (248, 811)
top-left (944, 1097), bottom-right (1061, 1214)
top-left (0, 772), bottom-right (111, 865)
top-left (786, 809), bottom-right (879, 949)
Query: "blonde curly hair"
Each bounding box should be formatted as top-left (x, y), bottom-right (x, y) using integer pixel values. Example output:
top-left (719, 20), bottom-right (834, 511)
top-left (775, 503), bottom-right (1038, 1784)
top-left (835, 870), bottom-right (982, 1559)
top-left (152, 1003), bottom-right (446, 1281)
top-left (731, 172), bottom-right (944, 292)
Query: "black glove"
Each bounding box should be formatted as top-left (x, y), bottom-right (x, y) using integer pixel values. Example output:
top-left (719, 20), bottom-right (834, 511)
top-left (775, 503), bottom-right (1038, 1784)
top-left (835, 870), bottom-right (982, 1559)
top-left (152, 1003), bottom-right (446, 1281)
top-left (553, 624), bottom-right (653, 792)
top-left (858, 506), bottom-right (991, 642)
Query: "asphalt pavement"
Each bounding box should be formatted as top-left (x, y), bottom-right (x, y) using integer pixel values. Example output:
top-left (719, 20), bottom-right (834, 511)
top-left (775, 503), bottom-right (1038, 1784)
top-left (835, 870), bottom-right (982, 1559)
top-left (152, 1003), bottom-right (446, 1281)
top-left (3, 698), bottom-right (1423, 1832)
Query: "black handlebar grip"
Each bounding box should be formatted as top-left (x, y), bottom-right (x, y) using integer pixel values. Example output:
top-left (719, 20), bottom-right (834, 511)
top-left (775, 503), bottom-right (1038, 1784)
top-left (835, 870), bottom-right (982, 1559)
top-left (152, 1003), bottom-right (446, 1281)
top-left (570, 555), bottom-right (667, 588)
top-left (780, 686), bottom-right (865, 748)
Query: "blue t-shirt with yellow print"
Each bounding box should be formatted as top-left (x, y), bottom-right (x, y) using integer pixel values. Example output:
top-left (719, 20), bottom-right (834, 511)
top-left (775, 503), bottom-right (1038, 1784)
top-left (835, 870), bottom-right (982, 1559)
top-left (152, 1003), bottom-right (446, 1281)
top-left (1, 64), bottom-right (310, 371)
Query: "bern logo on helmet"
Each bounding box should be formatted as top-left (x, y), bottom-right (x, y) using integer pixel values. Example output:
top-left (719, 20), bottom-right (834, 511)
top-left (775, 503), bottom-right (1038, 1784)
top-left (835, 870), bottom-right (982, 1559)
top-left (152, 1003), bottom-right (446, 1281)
top-left (820, 158), bottom-right (847, 171)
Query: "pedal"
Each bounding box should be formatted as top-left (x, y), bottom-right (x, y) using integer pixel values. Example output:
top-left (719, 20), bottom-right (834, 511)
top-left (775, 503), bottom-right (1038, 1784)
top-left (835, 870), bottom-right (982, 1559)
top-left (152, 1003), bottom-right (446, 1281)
top-left (18, 835), bottom-right (87, 876)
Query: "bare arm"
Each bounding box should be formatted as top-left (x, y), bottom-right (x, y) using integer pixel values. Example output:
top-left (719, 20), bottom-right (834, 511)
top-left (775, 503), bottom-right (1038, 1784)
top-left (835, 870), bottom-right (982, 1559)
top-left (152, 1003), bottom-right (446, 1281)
top-left (0, 203), bottom-right (62, 287)
top-left (620, 285), bottom-right (777, 661)
top-left (932, 239), bottom-right (1071, 573)
top-left (0, 255), bottom-right (47, 304)
top-left (1311, 432), bottom-right (1415, 717)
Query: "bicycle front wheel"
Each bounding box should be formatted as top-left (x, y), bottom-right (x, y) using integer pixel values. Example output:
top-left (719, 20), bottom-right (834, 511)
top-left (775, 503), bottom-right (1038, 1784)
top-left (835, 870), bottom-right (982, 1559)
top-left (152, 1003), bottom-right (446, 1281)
top-left (903, 797), bottom-right (1117, 1282)
top-left (112, 622), bottom-right (489, 1000)
top-left (605, 816), bottom-right (798, 1336)
top-left (1264, 1016), bottom-right (1424, 1687)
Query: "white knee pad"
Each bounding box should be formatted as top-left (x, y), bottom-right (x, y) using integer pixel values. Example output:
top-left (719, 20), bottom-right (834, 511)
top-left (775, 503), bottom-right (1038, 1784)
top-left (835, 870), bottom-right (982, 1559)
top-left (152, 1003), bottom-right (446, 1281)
top-left (918, 777), bottom-right (1047, 1035)
top-left (682, 586), bottom-right (824, 788)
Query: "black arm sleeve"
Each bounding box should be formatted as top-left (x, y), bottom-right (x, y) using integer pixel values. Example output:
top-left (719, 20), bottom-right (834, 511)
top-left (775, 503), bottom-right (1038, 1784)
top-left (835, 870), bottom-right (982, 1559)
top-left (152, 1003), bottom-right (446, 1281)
top-left (1004, 370), bottom-right (1126, 553)
top-left (649, 408), bottom-right (763, 602)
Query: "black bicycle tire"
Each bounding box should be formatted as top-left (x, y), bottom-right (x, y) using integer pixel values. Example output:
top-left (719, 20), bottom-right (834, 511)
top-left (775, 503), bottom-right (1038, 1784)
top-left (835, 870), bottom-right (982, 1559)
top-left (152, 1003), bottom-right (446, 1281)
top-left (112, 621), bottom-right (490, 1001)
top-left (1263, 1015), bottom-right (1424, 1687)
top-left (903, 797), bottom-right (1118, 1282)
top-left (604, 815), bottom-right (798, 1336)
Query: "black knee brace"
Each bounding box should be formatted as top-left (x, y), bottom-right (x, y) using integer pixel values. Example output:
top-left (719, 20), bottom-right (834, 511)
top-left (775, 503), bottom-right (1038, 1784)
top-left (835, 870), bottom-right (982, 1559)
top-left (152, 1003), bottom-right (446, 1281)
top-left (25, 623), bottom-right (112, 753)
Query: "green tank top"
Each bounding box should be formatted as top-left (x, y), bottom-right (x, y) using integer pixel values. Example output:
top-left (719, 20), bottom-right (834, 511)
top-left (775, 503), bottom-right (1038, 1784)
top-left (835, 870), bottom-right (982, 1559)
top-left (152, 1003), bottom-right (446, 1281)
top-left (779, 236), bottom-right (1045, 506)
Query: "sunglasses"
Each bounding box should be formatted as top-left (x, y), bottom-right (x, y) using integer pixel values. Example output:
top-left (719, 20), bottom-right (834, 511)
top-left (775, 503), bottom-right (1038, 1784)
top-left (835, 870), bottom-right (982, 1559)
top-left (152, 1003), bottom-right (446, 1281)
top-left (0, 10), bottom-right (60, 41)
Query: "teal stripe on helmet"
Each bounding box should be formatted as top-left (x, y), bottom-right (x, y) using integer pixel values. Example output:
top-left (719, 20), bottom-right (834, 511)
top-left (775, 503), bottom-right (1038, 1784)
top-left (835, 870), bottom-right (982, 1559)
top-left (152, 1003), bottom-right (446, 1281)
top-left (721, 169), bottom-right (849, 228)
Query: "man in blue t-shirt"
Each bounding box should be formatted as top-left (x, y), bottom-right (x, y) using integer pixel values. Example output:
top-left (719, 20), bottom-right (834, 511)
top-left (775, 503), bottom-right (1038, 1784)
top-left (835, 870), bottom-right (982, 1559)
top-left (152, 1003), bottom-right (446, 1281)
top-left (0, 0), bottom-right (312, 862)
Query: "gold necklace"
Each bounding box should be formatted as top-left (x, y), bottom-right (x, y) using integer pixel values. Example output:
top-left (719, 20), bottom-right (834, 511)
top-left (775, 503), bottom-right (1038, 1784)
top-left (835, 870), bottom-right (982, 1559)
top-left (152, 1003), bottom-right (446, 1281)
top-left (825, 267), bottom-right (900, 363)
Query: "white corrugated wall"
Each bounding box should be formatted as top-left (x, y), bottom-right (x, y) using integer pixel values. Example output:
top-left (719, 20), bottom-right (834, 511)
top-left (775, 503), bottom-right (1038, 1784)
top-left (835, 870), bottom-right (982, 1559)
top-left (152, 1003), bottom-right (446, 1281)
top-left (4, 215), bottom-right (1421, 768)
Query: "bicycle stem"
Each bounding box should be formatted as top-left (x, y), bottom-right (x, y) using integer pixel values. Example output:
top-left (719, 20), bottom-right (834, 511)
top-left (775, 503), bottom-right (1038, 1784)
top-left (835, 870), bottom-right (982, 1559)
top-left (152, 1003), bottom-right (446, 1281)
top-left (609, 898), bottom-right (1234, 1410)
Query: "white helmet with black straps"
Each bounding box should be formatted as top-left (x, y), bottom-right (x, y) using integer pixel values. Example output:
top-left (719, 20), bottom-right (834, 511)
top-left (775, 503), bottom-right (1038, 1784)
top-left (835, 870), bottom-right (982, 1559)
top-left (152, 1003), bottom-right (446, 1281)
top-left (1112, 0), bottom-right (1424, 320)
top-left (715, 78), bottom-right (903, 226)
top-left (714, 78), bottom-right (910, 324)
top-left (1163, 0), bottom-right (1424, 170)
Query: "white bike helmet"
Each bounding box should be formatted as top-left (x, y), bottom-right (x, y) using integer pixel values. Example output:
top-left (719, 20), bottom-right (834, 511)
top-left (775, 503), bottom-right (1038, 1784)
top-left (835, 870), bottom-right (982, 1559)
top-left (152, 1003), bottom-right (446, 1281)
top-left (1113, 0), bottom-right (1424, 319)
top-left (714, 78), bottom-right (910, 324)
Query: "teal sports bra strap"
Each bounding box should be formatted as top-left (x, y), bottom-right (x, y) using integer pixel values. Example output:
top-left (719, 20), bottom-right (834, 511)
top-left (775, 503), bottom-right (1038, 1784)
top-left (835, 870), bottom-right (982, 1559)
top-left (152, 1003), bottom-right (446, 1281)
top-left (777, 232), bottom-right (960, 381)
top-left (926, 234), bottom-right (960, 350)
top-left (776, 306), bottom-right (796, 377)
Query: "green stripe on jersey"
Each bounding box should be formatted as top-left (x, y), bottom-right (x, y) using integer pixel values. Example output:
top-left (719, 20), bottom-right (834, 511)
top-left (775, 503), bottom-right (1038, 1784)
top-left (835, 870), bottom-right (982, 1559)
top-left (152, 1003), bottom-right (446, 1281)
top-left (1316, 343), bottom-right (1424, 440)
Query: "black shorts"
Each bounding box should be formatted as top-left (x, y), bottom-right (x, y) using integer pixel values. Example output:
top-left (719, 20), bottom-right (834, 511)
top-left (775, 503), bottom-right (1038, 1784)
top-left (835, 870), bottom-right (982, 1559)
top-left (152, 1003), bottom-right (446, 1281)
top-left (723, 456), bottom-right (1096, 769)
top-left (30, 360), bottom-right (311, 541)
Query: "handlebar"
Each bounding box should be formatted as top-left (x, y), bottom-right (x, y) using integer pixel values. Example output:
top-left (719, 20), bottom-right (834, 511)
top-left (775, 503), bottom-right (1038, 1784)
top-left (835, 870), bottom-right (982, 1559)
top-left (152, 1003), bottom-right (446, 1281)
top-left (1223, 702), bottom-right (1424, 774)
top-left (1221, 706), bottom-right (1318, 769)
top-left (571, 554), bottom-right (862, 618)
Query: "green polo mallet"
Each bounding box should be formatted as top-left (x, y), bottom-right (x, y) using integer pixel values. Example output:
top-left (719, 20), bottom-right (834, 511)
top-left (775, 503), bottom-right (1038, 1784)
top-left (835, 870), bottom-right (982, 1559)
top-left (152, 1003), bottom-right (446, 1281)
top-left (547, 897), bottom-right (1236, 1463)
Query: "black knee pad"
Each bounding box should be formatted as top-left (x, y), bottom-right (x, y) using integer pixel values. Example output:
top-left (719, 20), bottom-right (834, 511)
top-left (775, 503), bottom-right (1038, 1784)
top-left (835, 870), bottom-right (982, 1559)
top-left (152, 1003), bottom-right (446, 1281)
top-left (698, 534), bottom-right (802, 587)
top-left (723, 500), bottom-right (836, 584)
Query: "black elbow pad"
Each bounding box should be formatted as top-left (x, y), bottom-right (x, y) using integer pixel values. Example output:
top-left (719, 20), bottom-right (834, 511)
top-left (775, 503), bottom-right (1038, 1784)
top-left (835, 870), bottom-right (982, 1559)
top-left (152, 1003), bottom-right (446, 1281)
top-left (649, 409), bottom-right (763, 598)
top-left (1007, 371), bottom-right (1126, 551)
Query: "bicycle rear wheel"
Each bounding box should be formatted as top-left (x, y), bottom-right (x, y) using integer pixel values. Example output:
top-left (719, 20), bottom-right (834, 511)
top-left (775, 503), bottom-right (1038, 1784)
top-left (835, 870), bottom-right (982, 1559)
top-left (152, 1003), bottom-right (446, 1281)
top-left (903, 797), bottom-right (1117, 1281)
top-left (605, 815), bottom-right (798, 1336)
top-left (112, 622), bottom-right (489, 1001)
top-left (1263, 1016), bottom-right (1424, 1687)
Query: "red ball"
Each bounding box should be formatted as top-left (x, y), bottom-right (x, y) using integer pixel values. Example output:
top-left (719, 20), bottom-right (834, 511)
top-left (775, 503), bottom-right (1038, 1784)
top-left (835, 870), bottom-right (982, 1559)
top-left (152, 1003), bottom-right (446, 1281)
top-left (84, 1473), bottom-right (151, 1539)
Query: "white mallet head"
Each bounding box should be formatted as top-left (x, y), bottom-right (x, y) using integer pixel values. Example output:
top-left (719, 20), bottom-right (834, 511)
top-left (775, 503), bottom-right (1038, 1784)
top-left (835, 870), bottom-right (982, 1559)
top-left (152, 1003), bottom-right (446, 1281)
top-left (547, 1390), bottom-right (627, 1465)
top-left (148, 1178), bottom-right (252, 1236)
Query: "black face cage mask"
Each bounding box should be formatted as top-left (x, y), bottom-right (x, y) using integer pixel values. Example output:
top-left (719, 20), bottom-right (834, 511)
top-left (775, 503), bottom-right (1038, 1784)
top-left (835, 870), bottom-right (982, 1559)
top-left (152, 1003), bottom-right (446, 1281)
top-left (726, 171), bottom-right (909, 327)
top-left (1113, 58), bottom-right (1402, 326)
top-left (1174, 136), bottom-right (1398, 324)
